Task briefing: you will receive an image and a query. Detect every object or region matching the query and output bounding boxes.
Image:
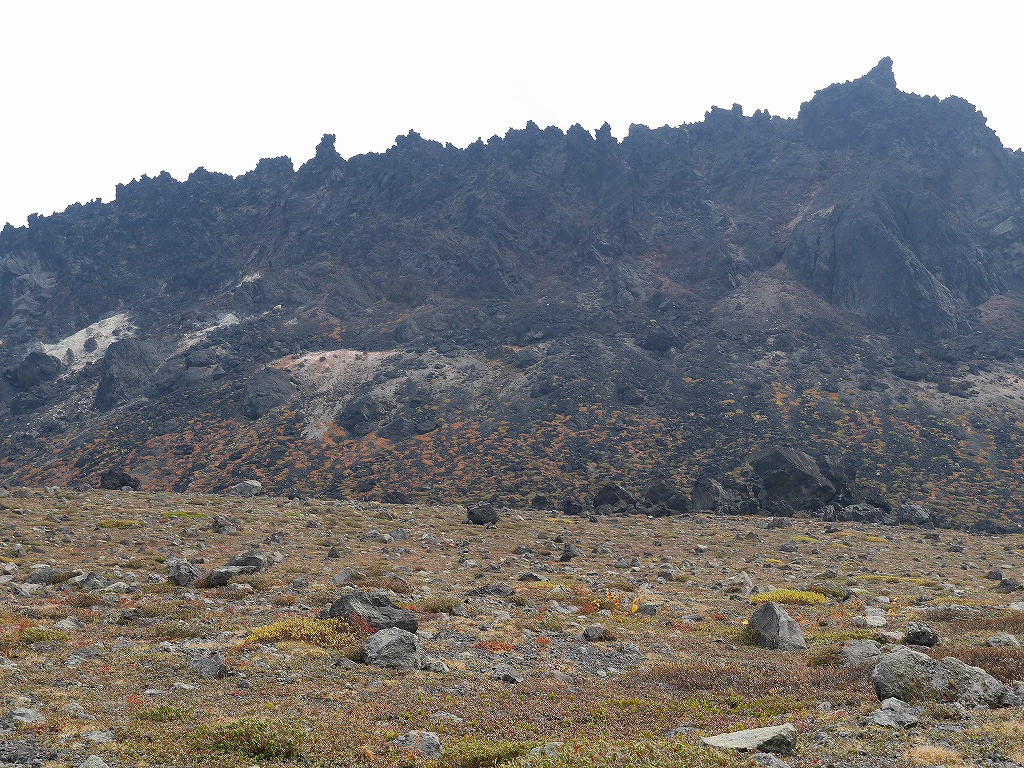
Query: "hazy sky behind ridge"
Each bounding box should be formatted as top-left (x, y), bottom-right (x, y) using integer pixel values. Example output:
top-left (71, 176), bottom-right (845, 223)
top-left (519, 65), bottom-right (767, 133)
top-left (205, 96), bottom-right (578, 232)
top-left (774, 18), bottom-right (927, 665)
top-left (1, 1), bottom-right (1021, 228)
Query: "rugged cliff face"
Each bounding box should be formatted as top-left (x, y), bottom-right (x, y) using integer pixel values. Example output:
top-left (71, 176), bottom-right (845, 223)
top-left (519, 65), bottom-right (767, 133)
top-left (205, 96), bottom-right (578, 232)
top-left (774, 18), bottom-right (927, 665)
top-left (2, 59), bottom-right (1024, 528)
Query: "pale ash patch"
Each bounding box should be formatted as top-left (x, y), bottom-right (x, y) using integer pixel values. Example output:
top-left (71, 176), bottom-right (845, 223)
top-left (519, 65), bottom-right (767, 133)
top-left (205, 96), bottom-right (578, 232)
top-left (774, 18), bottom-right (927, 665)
top-left (272, 349), bottom-right (399, 439)
top-left (41, 313), bottom-right (135, 371)
top-left (176, 313), bottom-right (240, 353)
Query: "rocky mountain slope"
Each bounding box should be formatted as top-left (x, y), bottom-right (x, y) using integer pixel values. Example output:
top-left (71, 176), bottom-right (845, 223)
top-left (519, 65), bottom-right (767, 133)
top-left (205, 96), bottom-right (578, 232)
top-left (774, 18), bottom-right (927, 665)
top-left (2, 58), bottom-right (1024, 528)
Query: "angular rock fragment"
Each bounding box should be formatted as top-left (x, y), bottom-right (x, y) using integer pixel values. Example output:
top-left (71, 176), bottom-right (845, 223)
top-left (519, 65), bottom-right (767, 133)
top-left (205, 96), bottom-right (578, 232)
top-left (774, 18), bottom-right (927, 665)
top-left (187, 651), bottom-right (230, 679)
top-left (167, 559), bottom-right (203, 587)
top-left (363, 627), bottom-right (422, 670)
top-left (392, 730), bottom-right (442, 759)
top-left (327, 590), bottom-right (419, 632)
top-left (747, 602), bottom-right (807, 650)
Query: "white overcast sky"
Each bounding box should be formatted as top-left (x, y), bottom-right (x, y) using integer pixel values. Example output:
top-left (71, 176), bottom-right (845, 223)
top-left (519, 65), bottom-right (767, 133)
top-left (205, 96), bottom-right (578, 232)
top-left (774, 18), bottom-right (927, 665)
top-left (1, 1), bottom-right (1021, 228)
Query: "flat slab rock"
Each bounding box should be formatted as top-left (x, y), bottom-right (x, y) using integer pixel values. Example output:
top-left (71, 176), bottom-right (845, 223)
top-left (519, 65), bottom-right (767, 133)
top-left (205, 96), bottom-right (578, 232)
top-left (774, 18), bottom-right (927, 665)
top-left (701, 723), bottom-right (798, 756)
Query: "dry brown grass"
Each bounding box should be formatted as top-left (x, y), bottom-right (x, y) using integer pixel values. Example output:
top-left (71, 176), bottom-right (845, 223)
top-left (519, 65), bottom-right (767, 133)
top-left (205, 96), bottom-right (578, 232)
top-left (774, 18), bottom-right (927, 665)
top-left (3, 488), bottom-right (1024, 768)
top-left (640, 655), bottom-right (873, 702)
top-left (904, 744), bottom-right (964, 766)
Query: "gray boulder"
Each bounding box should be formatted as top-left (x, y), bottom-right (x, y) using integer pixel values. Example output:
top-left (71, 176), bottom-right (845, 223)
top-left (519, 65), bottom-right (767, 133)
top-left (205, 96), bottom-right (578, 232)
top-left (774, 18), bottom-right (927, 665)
top-left (842, 639), bottom-right (883, 666)
top-left (207, 565), bottom-right (255, 587)
top-left (883, 503), bottom-right (933, 527)
top-left (871, 646), bottom-right (1008, 706)
top-left (701, 723), bottom-right (798, 755)
top-left (167, 559), bottom-right (203, 587)
top-left (226, 550), bottom-right (269, 571)
top-left (327, 590), bottom-right (419, 632)
top-left (492, 662), bottom-right (524, 683)
top-left (229, 480), bottom-right (263, 497)
top-left (211, 513), bottom-right (239, 534)
top-left (986, 633), bottom-right (1020, 648)
top-left (5, 707), bottom-right (45, 727)
top-left (691, 476), bottom-right (742, 514)
top-left (747, 602), bottom-right (807, 651)
top-left (751, 446), bottom-right (835, 513)
top-left (391, 730), bottom-right (442, 759)
top-left (363, 627), bottom-right (422, 670)
top-left (862, 697), bottom-right (921, 728)
top-left (332, 567), bottom-right (366, 585)
top-left (73, 572), bottom-right (111, 590)
top-left (187, 651), bottom-right (230, 679)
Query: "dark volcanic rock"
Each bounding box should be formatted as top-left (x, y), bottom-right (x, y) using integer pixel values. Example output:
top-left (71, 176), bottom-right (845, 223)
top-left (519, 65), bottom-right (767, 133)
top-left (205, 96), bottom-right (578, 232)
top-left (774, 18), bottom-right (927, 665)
top-left (326, 590), bottom-right (419, 632)
top-left (882, 503), bottom-right (934, 527)
top-left (466, 502), bottom-right (499, 525)
top-left (690, 476), bottom-right (742, 514)
top-left (593, 483), bottom-right (639, 515)
top-left (643, 478), bottom-right (690, 516)
top-left (751, 446), bottom-right (835, 513)
top-left (13, 351), bottom-right (61, 391)
top-left (1, 60), bottom-right (1024, 531)
top-left (95, 340), bottom-right (160, 411)
top-left (98, 469), bottom-right (141, 491)
top-left (240, 368), bottom-right (295, 420)
top-left (562, 497), bottom-right (584, 516)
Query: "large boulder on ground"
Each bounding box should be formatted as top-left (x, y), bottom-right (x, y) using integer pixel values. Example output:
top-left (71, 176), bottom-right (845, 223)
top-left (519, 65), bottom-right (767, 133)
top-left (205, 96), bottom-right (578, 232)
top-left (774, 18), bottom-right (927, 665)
top-left (842, 639), bottom-right (883, 666)
top-left (392, 730), bottom-right (442, 759)
top-left (643, 478), bottom-right (690, 516)
top-left (561, 496), bottom-right (584, 516)
top-left (882, 503), bottom-right (934, 527)
top-left (593, 483), bottom-right (639, 515)
top-left (207, 565), bottom-right (256, 587)
top-left (834, 503), bottom-right (886, 523)
top-left (187, 651), bottom-right (230, 679)
top-left (747, 602), bottom-right (807, 651)
top-left (904, 622), bottom-right (939, 647)
top-left (701, 723), bottom-right (798, 755)
top-left (363, 627), bottom-right (422, 670)
top-left (986, 633), bottom-right (1020, 647)
top-left (690, 476), bottom-right (742, 514)
top-left (229, 480), bottom-right (262, 497)
top-left (751, 445), bottom-right (836, 513)
top-left (871, 646), bottom-right (1008, 706)
top-left (241, 369), bottom-right (295, 420)
top-left (862, 697), bottom-right (921, 728)
top-left (167, 559), bottom-right (203, 587)
top-left (466, 502), bottom-right (499, 525)
top-left (98, 469), bottom-right (141, 491)
top-left (225, 550), bottom-right (268, 571)
top-left (327, 590), bottom-right (419, 632)
top-left (212, 513), bottom-right (240, 534)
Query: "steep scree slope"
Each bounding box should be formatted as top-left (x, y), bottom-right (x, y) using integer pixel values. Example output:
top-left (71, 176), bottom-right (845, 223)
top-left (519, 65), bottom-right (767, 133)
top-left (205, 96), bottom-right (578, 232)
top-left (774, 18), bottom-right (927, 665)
top-left (2, 58), bottom-right (1024, 527)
